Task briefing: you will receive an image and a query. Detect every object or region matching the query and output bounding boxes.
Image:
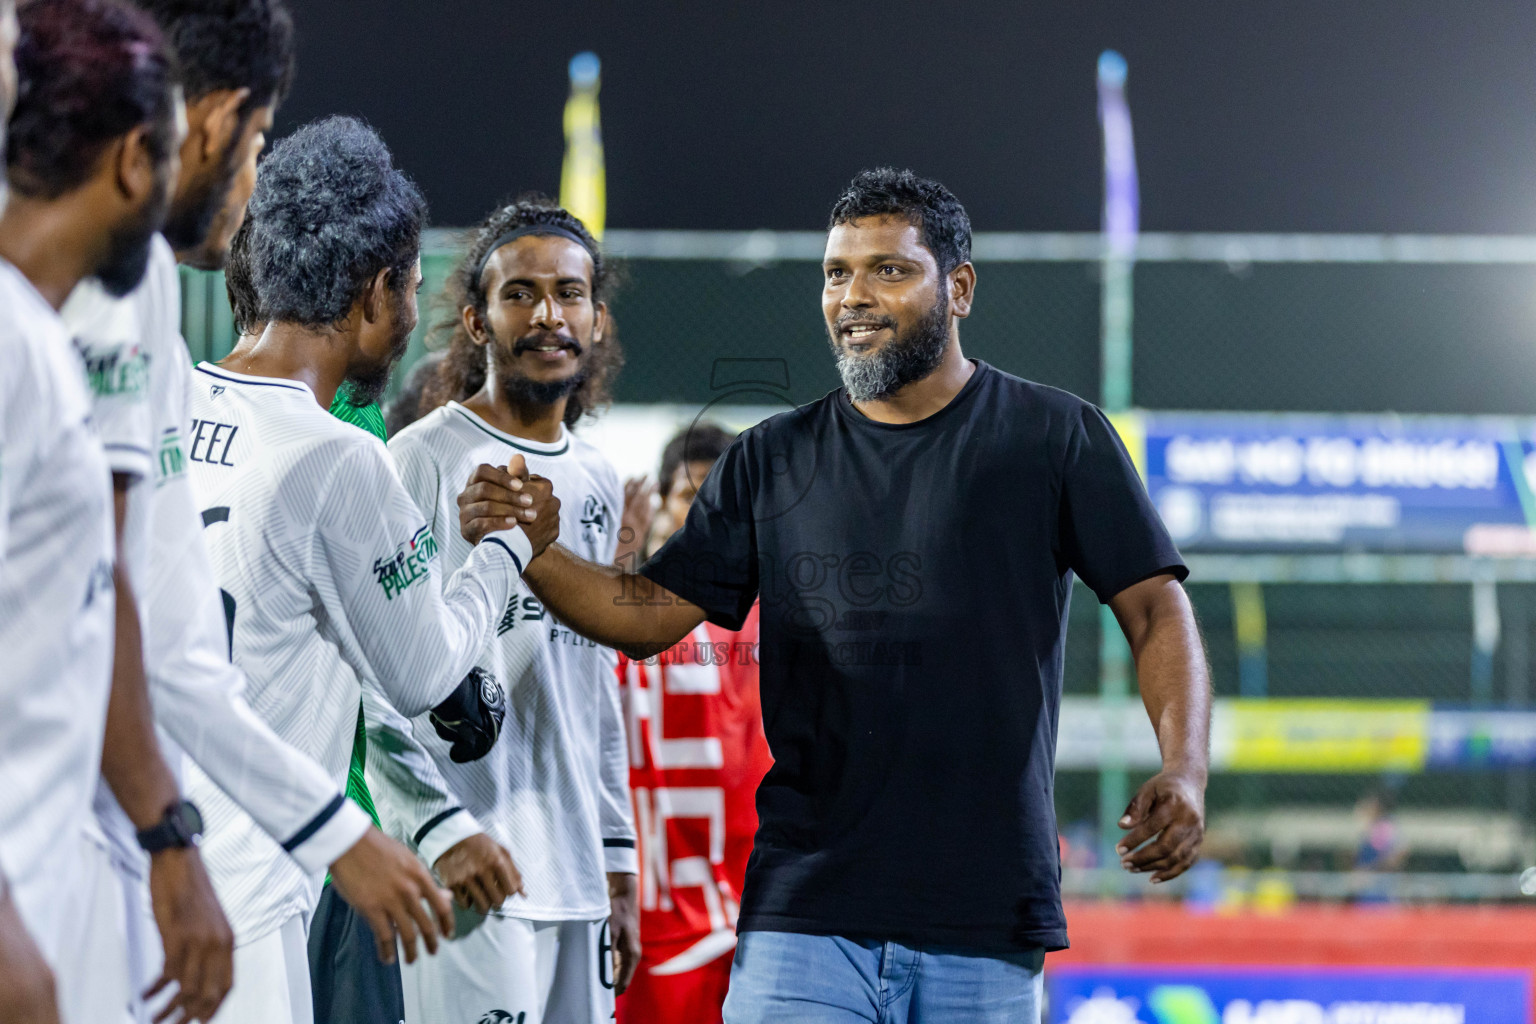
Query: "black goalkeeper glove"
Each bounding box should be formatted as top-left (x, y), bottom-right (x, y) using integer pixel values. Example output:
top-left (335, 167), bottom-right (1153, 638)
top-left (430, 667), bottom-right (506, 763)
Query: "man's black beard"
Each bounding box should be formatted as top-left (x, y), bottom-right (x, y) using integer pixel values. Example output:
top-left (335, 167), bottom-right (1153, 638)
top-left (160, 134), bottom-right (241, 259)
top-left (828, 289), bottom-right (951, 402)
top-left (342, 296), bottom-right (413, 407)
top-left (489, 324), bottom-right (588, 409)
top-left (96, 175), bottom-right (172, 298)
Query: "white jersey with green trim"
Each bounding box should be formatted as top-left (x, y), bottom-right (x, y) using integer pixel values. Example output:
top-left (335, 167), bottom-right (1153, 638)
top-left (185, 367), bottom-right (531, 944)
top-left (0, 258), bottom-right (115, 961)
top-left (61, 237), bottom-right (371, 894)
top-left (369, 402), bottom-right (636, 922)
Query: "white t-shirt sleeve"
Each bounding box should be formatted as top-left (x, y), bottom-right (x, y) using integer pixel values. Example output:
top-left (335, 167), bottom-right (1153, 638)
top-left (315, 440), bottom-right (530, 717)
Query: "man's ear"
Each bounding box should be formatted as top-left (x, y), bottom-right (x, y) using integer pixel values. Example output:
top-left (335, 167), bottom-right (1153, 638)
top-left (948, 262), bottom-right (977, 320)
top-left (111, 125), bottom-right (157, 205)
top-left (591, 299), bottom-right (608, 345)
top-left (362, 267), bottom-right (391, 324)
top-left (187, 88), bottom-right (249, 168)
top-left (462, 304), bottom-right (492, 346)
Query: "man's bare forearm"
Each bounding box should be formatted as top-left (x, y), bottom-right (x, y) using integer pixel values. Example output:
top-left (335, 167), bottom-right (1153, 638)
top-left (522, 543), bottom-right (704, 659)
top-left (1112, 576), bottom-right (1211, 779)
top-left (101, 564), bottom-right (180, 827)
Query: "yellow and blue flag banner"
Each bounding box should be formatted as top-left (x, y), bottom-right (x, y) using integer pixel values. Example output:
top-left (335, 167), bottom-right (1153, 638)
top-left (561, 51), bottom-right (605, 241)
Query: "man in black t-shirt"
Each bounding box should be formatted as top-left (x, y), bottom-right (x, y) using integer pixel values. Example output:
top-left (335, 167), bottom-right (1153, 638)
top-left (461, 168), bottom-right (1212, 1023)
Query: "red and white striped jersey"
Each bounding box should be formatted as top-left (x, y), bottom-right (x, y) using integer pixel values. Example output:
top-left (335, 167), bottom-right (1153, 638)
top-left (618, 605), bottom-right (772, 970)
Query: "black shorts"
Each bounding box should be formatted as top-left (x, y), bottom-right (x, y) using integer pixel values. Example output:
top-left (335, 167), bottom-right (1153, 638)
top-left (307, 882), bottom-right (405, 1024)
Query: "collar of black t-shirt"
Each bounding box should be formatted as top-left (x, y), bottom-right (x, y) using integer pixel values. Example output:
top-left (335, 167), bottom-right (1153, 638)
top-left (832, 357), bottom-right (991, 433)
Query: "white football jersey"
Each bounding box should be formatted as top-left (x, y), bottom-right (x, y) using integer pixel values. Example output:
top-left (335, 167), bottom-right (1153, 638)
top-left (61, 237), bottom-right (370, 889)
top-left (0, 258), bottom-right (115, 959)
top-left (371, 402), bottom-right (637, 921)
top-left (186, 367), bottom-right (531, 943)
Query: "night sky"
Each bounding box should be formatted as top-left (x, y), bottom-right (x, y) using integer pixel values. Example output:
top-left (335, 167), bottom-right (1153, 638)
top-left (277, 1), bottom-right (1536, 233)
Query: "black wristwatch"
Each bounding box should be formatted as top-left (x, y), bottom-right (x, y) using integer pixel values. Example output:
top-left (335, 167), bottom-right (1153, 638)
top-left (136, 799), bottom-right (204, 854)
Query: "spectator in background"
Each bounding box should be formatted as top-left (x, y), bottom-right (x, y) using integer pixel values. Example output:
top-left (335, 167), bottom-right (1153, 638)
top-left (615, 423), bottom-right (774, 1024)
top-left (1355, 785), bottom-right (1406, 872)
top-left (1354, 784), bottom-right (1407, 904)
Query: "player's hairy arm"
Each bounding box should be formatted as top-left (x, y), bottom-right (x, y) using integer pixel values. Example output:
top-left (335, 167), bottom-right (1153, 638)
top-left (458, 463), bottom-right (706, 659)
top-left (1107, 572), bottom-right (1211, 884)
top-left (103, 479), bottom-right (233, 1023)
top-left (528, 544), bottom-right (704, 660)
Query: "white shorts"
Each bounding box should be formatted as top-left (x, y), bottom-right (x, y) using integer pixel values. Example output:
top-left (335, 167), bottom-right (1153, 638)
top-left (208, 913), bottom-right (313, 1024)
top-left (401, 911), bottom-right (614, 1024)
top-left (53, 831), bottom-right (136, 1024)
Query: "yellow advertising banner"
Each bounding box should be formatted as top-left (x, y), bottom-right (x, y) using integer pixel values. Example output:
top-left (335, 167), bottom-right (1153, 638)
top-left (1221, 699), bottom-right (1430, 773)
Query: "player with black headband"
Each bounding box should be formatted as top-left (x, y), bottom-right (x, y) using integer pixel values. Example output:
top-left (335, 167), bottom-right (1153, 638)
top-left (370, 196), bottom-right (638, 1024)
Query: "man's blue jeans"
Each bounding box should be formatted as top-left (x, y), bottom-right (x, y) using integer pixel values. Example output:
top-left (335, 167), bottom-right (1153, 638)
top-left (721, 931), bottom-right (1045, 1023)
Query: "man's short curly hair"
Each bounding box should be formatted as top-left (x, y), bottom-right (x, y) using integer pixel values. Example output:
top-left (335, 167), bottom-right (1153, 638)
top-left (829, 167), bottom-right (972, 275)
top-left (243, 115), bottom-right (426, 330)
top-left (131, 0), bottom-right (294, 112)
top-left (6, 0), bottom-right (177, 200)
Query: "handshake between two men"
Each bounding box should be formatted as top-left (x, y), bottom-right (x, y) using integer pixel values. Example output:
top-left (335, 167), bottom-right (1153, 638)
top-left (409, 455), bottom-right (562, 916)
top-left (427, 454), bottom-right (561, 765)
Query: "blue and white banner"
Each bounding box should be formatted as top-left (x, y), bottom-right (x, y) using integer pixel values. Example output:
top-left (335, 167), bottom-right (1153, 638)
top-left (1128, 412), bottom-right (1536, 553)
top-left (1049, 965), bottom-right (1529, 1024)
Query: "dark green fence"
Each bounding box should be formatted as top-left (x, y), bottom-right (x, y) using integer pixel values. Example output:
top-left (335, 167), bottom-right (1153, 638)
top-left (182, 232), bottom-right (1536, 415)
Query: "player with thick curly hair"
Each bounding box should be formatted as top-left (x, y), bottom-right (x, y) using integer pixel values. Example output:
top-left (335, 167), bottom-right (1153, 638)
top-left (421, 195), bottom-right (623, 426)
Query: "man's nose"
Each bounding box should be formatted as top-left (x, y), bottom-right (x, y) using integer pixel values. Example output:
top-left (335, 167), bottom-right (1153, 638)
top-left (842, 271), bottom-right (877, 309)
top-left (533, 294), bottom-right (564, 329)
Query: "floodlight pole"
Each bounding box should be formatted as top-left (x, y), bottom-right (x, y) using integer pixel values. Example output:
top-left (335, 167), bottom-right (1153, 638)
top-left (1097, 50), bottom-right (1138, 879)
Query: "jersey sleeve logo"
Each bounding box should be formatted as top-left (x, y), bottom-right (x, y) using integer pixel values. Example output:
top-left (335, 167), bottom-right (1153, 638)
top-left (156, 429), bottom-right (185, 483)
top-left (373, 524), bottom-right (439, 600)
top-left (75, 340), bottom-right (150, 398)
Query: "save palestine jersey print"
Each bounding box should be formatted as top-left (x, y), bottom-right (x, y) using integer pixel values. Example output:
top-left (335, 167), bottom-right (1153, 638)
top-left (641, 360), bottom-right (1186, 953)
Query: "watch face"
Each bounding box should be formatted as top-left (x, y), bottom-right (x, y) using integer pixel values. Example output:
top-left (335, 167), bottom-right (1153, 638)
top-left (179, 800), bottom-right (204, 841)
